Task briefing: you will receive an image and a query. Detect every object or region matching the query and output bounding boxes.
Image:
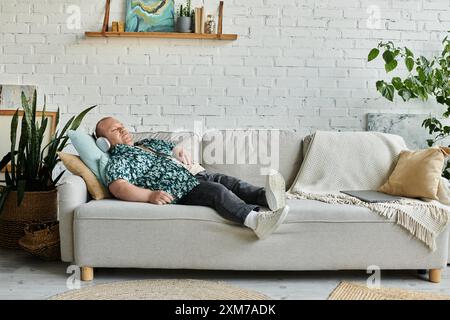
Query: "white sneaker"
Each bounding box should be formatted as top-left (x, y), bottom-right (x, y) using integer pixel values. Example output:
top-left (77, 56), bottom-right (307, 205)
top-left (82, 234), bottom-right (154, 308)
top-left (254, 205), bottom-right (289, 240)
top-left (265, 171), bottom-right (286, 211)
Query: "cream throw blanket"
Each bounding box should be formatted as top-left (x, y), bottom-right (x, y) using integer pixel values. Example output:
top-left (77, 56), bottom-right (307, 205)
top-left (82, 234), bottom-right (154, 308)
top-left (287, 131), bottom-right (450, 251)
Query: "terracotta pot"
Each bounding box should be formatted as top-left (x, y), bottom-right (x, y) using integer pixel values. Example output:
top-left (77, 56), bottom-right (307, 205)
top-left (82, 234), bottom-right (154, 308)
top-left (0, 189), bottom-right (57, 249)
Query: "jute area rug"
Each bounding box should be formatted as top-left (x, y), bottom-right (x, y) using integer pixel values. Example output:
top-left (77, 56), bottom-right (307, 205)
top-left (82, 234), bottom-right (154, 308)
top-left (328, 281), bottom-right (450, 300)
top-left (48, 279), bottom-right (271, 300)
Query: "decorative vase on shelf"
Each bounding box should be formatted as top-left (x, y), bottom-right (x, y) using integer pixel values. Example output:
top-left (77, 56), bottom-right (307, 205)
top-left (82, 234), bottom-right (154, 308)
top-left (205, 14), bottom-right (216, 34)
top-left (176, 16), bottom-right (192, 33)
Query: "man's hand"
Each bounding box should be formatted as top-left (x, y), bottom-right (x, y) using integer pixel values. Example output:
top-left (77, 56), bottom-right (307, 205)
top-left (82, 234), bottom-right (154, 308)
top-left (148, 190), bottom-right (174, 205)
top-left (109, 179), bottom-right (175, 205)
top-left (173, 146), bottom-right (192, 166)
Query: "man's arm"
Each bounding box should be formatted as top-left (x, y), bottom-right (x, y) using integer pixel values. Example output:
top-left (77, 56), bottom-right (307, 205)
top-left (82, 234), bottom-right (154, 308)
top-left (109, 179), bottom-right (174, 205)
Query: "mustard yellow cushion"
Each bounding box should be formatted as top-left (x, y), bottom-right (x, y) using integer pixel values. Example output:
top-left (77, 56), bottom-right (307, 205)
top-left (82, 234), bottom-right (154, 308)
top-left (58, 152), bottom-right (111, 200)
top-left (378, 147), bottom-right (450, 200)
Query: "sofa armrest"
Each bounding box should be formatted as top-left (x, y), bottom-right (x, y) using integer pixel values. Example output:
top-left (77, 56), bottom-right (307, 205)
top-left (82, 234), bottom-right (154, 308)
top-left (58, 174), bottom-right (89, 262)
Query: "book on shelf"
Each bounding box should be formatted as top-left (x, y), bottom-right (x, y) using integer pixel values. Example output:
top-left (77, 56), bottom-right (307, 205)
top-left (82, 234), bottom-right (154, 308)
top-left (194, 6), bottom-right (204, 34)
top-left (194, 8), bottom-right (199, 33)
top-left (200, 7), bottom-right (205, 34)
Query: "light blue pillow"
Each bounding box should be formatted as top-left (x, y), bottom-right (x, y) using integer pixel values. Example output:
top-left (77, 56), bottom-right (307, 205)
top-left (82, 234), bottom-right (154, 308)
top-left (98, 153), bottom-right (110, 186)
top-left (67, 130), bottom-right (110, 187)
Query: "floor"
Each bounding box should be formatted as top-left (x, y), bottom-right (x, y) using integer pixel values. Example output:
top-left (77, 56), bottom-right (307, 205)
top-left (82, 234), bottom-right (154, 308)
top-left (1, 248), bottom-right (449, 300)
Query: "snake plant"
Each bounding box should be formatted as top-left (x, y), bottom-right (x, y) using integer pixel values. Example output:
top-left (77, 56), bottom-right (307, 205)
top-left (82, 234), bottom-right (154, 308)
top-left (0, 90), bottom-right (96, 210)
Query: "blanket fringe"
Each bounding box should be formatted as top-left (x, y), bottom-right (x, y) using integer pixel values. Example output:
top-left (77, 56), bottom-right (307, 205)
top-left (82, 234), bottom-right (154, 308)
top-left (397, 211), bottom-right (436, 251)
top-left (287, 191), bottom-right (449, 251)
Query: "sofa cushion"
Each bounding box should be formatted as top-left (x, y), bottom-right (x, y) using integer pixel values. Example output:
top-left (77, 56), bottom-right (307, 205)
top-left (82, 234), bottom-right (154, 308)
top-left (379, 147), bottom-right (450, 200)
top-left (57, 152), bottom-right (111, 200)
top-left (73, 198), bottom-right (450, 271)
top-left (201, 130), bottom-right (305, 189)
top-left (67, 130), bottom-right (110, 186)
top-left (132, 131), bottom-right (201, 164)
top-left (74, 198), bottom-right (392, 224)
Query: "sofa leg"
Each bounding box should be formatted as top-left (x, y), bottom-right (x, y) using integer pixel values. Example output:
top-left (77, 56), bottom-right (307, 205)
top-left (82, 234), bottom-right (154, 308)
top-left (81, 266), bottom-right (94, 281)
top-left (429, 269), bottom-right (441, 283)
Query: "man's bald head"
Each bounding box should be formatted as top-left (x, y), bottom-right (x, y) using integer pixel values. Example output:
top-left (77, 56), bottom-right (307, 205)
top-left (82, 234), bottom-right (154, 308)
top-left (95, 116), bottom-right (114, 138)
top-left (94, 117), bottom-right (133, 147)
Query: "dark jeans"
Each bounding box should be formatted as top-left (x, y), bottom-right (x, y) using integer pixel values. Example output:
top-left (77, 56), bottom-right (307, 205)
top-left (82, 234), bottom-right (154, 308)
top-left (178, 171), bottom-right (268, 224)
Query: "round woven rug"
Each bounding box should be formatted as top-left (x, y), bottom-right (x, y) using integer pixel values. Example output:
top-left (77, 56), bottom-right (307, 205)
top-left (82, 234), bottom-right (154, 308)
top-left (48, 279), bottom-right (271, 300)
top-left (328, 281), bottom-right (450, 300)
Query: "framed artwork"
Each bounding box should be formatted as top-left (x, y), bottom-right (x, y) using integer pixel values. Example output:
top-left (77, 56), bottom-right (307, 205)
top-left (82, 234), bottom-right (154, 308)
top-left (125, 0), bottom-right (175, 32)
top-left (0, 85), bottom-right (36, 109)
top-left (0, 110), bottom-right (57, 173)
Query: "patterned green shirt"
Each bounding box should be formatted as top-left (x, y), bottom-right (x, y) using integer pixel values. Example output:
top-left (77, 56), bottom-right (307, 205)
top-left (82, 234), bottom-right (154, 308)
top-left (105, 139), bottom-right (199, 203)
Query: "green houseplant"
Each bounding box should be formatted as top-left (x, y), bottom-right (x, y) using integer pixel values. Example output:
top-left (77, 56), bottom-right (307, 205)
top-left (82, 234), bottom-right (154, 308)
top-left (368, 32), bottom-right (450, 177)
top-left (0, 90), bottom-right (95, 248)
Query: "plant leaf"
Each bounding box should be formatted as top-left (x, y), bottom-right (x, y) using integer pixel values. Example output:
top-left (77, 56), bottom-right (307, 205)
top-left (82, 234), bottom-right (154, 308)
top-left (381, 84), bottom-right (395, 101)
top-left (58, 115), bottom-right (75, 139)
top-left (53, 169), bottom-right (66, 186)
top-left (376, 80), bottom-right (385, 91)
top-left (55, 107), bottom-right (60, 129)
top-left (31, 89), bottom-right (37, 126)
top-left (10, 109), bottom-right (19, 184)
top-left (16, 180), bottom-right (26, 207)
top-left (392, 77), bottom-right (403, 90)
top-left (0, 152), bottom-right (12, 171)
top-left (398, 89), bottom-right (412, 101)
top-left (368, 48), bottom-right (379, 62)
top-left (4, 167), bottom-right (12, 187)
top-left (405, 47), bottom-right (414, 57)
top-left (0, 186), bottom-right (11, 216)
top-left (382, 50), bottom-right (394, 64)
top-left (385, 60), bottom-right (398, 73)
top-left (405, 57), bottom-right (414, 72)
top-left (69, 105), bottom-right (97, 131)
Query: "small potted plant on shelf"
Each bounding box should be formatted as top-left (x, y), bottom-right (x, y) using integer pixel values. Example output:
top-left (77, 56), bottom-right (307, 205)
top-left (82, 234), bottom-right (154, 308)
top-left (0, 90), bottom-right (95, 249)
top-left (176, 0), bottom-right (194, 33)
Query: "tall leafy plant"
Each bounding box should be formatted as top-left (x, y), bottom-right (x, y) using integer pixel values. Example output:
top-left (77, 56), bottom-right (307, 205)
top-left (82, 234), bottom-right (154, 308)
top-left (0, 90), bottom-right (95, 209)
top-left (368, 32), bottom-right (450, 177)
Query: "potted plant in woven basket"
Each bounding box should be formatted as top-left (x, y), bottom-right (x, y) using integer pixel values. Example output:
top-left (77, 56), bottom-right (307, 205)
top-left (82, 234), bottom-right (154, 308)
top-left (0, 90), bottom-right (95, 249)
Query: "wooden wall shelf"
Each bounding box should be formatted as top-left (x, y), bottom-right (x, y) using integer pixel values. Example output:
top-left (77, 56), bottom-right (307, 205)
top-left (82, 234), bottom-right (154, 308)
top-left (85, 31), bottom-right (237, 40)
top-left (88, 1), bottom-right (236, 41)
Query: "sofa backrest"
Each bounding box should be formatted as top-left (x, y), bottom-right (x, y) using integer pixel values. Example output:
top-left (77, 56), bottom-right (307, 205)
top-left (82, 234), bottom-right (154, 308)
top-left (132, 130), bottom-right (305, 189)
top-left (201, 130), bottom-right (305, 189)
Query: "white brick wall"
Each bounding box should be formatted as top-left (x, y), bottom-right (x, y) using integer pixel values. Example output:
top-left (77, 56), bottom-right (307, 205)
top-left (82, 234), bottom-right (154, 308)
top-left (0, 0), bottom-right (449, 133)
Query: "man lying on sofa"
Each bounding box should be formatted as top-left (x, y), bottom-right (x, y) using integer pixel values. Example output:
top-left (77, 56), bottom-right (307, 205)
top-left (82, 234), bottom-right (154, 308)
top-left (94, 116), bottom-right (290, 240)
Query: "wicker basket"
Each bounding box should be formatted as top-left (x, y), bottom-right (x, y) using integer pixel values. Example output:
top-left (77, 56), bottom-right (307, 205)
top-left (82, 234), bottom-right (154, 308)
top-left (18, 220), bottom-right (61, 261)
top-left (0, 189), bottom-right (57, 249)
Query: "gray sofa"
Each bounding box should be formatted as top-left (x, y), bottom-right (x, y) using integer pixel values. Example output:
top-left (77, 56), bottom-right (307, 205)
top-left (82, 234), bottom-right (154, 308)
top-left (57, 130), bottom-right (450, 283)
